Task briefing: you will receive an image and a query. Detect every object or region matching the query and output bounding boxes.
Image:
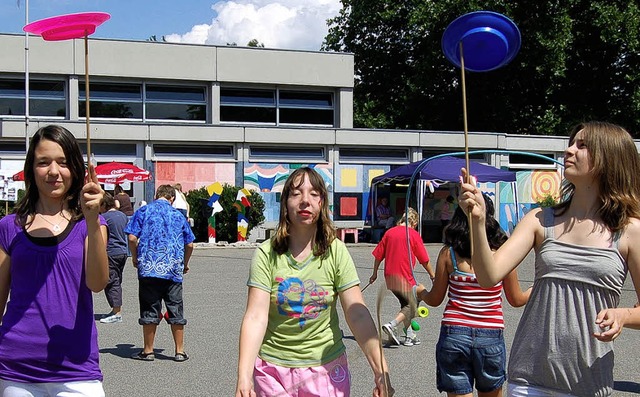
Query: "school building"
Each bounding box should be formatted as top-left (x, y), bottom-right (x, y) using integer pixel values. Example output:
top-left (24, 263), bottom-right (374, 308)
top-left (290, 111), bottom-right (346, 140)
top-left (0, 33), bottom-right (573, 241)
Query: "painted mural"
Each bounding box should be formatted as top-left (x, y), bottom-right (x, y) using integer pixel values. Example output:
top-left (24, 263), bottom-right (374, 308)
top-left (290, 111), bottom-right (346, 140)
top-left (155, 162), bottom-right (235, 192)
top-left (498, 169), bottom-right (561, 235)
top-left (244, 163), bottom-right (334, 224)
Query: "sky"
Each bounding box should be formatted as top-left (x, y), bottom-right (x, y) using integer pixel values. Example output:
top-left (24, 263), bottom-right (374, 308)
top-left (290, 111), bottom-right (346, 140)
top-left (0, 0), bottom-right (343, 51)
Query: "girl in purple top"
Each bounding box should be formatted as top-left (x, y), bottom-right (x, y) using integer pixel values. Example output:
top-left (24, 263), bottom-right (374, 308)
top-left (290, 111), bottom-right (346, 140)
top-left (0, 125), bottom-right (109, 396)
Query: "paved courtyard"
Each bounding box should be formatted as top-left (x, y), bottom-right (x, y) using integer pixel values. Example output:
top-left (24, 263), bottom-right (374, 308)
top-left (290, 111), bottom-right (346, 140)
top-left (94, 244), bottom-right (640, 396)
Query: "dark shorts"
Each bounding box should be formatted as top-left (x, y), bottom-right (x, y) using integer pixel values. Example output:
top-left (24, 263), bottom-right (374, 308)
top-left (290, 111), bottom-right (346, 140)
top-left (391, 289), bottom-right (416, 320)
top-left (138, 278), bottom-right (187, 326)
top-left (436, 325), bottom-right (506, 394)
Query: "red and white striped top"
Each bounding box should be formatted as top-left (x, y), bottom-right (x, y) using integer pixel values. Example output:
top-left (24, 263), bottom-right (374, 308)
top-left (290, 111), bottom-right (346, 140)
top-left (442, 248), bottom-right (505, 329)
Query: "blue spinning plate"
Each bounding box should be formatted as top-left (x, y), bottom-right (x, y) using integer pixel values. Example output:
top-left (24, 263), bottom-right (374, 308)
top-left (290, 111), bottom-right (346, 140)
top-left (442, 11), bottom-right (520, 72)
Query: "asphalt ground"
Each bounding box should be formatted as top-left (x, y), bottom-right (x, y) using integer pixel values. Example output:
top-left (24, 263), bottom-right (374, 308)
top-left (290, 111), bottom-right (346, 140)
top-left (93, 244), bottom-right (640, 396)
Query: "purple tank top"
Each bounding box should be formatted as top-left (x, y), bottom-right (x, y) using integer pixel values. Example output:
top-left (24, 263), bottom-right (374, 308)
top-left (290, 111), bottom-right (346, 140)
top-left (0, 214), bottom-right (103, 383)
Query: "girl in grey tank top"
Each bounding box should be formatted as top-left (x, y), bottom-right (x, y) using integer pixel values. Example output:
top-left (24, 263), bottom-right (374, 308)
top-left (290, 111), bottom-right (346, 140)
top-left (458, 121), bottom-right (640, 397)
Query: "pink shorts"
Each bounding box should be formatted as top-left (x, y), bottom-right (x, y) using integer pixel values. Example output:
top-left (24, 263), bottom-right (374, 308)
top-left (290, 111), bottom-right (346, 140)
top-left (254, 353), bottom-right (351, 397)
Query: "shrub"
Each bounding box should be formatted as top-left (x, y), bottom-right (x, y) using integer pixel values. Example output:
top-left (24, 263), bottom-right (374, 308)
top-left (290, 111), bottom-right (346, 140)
top-left (536, 193), bottom-right (558, 208)
top-left (185, 185), bottom-right (266, 243)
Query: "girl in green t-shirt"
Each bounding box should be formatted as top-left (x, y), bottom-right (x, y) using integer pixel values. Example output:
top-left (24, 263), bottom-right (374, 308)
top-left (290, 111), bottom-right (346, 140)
top-left (236, 167), bottom-right (393, 397)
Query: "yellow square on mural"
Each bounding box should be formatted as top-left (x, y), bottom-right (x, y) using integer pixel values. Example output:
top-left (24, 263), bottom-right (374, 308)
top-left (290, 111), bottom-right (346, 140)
top-left (341, 168), bottom-right (357, 187)
top-left (368, 169), bottom-right (385, 185)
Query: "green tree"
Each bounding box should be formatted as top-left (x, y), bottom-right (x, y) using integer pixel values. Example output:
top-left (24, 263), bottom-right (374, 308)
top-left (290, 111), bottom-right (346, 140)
top-left (247, 39), bottom-right (265, 47)
top-left (323, 1), bottom-right (640, 136)
top-left (185, 185), bottom-right (266, 243)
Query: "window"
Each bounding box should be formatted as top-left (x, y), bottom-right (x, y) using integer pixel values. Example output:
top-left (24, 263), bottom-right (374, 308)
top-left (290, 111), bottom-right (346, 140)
top-left (80, 82), bottom-right (207, 121)
top-left (249, 146), bottom-right (326, 161)
top-left (0, 142), bottom-right (26, 155)
top-left (508, 152), bottom-right (557, 170)
top-left (146, 85), bottom-right (206, 121)
top-left (422, 150), bottom-right (485, 161)
top-left (153, 144), bottom-right (235, 160)
top-left (341, 147), bottom-right (409, 163)
top-left (80, 82), bottom-right (142, 119)
top-left (220, 88), bottom-right (276, 123)
top-left (221, 87), bottom-right (335, 126)
top-left (279, 91), bottom-right (333, 126)
top-left (0, 79), bottom-right (66, 117)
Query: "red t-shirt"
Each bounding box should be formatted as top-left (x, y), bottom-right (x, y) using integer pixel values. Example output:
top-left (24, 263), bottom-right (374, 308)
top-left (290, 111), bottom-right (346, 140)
top-left (371, 225), bottom-right (430, 287)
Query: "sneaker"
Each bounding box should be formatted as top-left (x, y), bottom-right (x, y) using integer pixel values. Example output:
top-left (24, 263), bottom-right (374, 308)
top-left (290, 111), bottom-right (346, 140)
top-left (382, 323), bottom-right (400, 345)
top-left (100, 313), bottom-right (122, 323)
top-left (403, 335), bottom-right (421, 346)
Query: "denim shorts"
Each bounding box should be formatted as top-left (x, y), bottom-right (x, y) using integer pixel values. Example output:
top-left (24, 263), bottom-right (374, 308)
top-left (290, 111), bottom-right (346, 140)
top-left (435, 324), bottom-right (506, 394)
top-left (138, 277), bottom-right (186, 326)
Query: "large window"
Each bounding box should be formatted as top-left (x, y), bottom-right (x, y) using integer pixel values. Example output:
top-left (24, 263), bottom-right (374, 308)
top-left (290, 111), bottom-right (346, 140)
top-left (221, 88), bottom-right (334, 126)
top-left (0, 79), bottom-right (66, 117)
top-left (220, 89), bottom-right (275, 123)
top-left (80, 82), bottom-right (142, 119)
top-left (80, 82), bottom-right (206, 121)
top-left (146, 85), bottom-right (206, 121)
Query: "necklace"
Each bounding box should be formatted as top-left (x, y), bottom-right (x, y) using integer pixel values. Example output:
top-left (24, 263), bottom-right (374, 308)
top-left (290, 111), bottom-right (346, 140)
top-left (38, 213), bottom-right (68, 232)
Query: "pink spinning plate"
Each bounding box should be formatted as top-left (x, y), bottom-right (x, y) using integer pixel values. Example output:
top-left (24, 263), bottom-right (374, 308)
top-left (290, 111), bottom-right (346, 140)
top-left (23, 12), bottom-right (110, 41)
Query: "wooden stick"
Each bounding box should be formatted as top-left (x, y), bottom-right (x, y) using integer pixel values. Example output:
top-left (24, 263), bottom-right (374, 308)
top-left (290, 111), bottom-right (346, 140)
top-left (84, 33), bottom-right (91, 167)
top-left (459, 41), bottom-right (473, 254)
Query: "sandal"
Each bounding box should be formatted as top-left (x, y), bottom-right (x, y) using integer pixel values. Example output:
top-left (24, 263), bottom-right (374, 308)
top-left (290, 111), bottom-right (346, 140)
top-left (174, 352), bottom-right (189, 362)
top-left (131, 351), bottom-right (154, 361)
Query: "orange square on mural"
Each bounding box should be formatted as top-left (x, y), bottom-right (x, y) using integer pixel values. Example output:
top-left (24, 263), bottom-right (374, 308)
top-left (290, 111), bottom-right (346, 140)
top-left (340, 197), bottom-right (358, 216)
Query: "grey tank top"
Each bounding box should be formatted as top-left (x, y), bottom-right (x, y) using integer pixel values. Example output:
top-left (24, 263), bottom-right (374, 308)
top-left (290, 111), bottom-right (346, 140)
top-left (508, 208), bottom-right (627, 397)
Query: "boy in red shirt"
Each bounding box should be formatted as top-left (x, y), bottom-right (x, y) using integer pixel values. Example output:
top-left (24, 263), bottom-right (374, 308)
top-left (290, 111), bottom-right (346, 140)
top-left (369, 207), bottom-right (435, 346)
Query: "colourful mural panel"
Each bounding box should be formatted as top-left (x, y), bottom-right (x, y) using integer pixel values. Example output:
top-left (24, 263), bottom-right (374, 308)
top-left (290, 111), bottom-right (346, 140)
top-left (244, 163), bottom-right (334, 224)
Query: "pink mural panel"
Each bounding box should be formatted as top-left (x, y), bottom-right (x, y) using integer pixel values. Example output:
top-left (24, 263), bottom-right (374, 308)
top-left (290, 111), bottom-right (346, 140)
top-left (340, 197), bottom-right (358, 216)
top-left (155, 162), bottom-right (235, 192)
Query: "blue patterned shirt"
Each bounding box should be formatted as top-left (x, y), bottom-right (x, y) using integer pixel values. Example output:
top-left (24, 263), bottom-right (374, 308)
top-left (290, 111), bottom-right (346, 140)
top-left (125, 199), bottom-right (195, 282)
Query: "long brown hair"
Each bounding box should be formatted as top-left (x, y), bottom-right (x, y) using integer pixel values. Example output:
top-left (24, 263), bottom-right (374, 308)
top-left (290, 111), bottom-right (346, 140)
top-left (555, 121), bottom-right (640, 232)
top-left (272, 167), bottom-right (335, 257)
top-left (14, 125), bottom-right (86, 226)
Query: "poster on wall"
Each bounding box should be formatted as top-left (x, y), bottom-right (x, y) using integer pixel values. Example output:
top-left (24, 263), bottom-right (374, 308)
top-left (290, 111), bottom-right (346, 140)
top-left (0, 171), bottom-right (24, 202)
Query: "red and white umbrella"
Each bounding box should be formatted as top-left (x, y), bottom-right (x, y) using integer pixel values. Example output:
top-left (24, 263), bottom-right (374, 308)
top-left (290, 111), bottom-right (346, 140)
top-left (12, 170), bottom-right (24, 181)
top-left (94, 162), bottom-right (152, 184)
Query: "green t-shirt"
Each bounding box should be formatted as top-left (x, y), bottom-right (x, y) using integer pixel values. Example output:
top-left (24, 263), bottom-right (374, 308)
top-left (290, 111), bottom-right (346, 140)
top-left (248, 239), bottom-right (360, 368)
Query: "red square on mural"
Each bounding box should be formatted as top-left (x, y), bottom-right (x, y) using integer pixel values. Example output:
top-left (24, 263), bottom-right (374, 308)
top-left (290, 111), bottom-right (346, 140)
top-left (340, 197), bottom-right (358, 216)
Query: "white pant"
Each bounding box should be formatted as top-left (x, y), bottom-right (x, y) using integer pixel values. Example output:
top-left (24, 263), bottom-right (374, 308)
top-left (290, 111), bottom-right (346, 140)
top-left (0, 380), bottom-right (104, 397)
top-left (507, 383), bottom-right (576, 397)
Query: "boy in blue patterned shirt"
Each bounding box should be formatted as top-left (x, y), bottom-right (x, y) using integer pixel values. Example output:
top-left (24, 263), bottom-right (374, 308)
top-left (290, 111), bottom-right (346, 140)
top-left (125, 184), bottom-right (195, 362)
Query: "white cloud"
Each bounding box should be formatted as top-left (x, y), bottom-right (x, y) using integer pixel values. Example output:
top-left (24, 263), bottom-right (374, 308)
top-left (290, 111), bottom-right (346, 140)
top-left (164, 0), bottom-right (342, 50)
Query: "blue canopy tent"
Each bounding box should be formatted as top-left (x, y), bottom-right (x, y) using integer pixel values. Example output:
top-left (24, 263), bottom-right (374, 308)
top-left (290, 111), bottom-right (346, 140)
top-left (370, 156), bottom-right (517, 238)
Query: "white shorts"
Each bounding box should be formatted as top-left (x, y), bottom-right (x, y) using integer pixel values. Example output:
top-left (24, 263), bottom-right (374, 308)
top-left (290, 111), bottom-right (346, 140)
top-left (0, 379), bottom-right (104, 397)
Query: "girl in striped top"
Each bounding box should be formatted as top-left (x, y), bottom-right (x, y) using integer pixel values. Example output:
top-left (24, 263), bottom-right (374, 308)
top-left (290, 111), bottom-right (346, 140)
top-left (418, 193), bottom-right (530, 397)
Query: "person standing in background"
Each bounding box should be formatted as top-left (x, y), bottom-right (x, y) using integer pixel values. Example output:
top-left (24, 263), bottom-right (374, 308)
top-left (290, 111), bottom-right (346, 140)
top-left (99, 192), bottom-right (129, 324)
top-left (126, 185), bottom-right (195, 363)
top-left (113, 185), bottom-right (133, 217)
top-left (172, 183), bottom-right (189, 219)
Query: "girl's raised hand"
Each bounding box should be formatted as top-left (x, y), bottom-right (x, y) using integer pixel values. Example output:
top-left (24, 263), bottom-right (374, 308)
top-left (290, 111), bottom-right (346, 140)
top-left (81, 164), bottom-right (104, 219)
top-left (458, 168), bottom-right (485, 222)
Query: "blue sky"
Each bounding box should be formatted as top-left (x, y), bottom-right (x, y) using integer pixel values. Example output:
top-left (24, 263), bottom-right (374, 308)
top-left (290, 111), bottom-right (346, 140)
top-left (0, 0), bottom-right (342, 50)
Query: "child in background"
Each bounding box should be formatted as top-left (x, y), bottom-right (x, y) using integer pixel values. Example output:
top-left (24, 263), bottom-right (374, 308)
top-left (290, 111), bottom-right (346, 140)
top-left (369, 207), bottom-right (435, 346)
top-left (419, 194), bottom-right (530, 396)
